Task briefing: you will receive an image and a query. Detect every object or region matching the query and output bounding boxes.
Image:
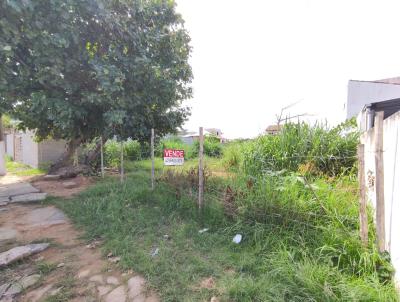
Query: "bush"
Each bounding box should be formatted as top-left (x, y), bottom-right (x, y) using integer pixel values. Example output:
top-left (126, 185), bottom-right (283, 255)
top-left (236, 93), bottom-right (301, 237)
top-left (156, 136), bottom-right (195, 159)
top-left (192, 135), bottom-right (223, 158)
top-left (104, 139), bottom-right (141, 168)
top-left (242, 120), bottom-right (359, 177)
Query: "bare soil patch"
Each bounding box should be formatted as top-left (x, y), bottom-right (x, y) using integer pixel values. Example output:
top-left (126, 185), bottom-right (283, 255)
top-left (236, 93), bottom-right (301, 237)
top-left (0, 174), bottom-right (158, 302)
top-left (32, 175), bottom-right (93, 198)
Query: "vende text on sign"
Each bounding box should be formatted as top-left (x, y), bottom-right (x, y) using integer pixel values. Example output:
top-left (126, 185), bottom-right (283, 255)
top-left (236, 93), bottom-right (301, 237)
top-left (163, 149), bottom-right (185, 166)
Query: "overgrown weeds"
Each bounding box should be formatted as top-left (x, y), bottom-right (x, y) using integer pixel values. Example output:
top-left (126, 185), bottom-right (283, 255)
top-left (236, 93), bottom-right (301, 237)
top-left (54, 166), bottom-right (398, 301)
top-left (223, 120), bottom-right (359, 177)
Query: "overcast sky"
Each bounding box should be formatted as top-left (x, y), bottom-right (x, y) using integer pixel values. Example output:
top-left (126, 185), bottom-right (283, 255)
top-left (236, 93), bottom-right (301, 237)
top-left (175, 0), bottom-right (400, 138)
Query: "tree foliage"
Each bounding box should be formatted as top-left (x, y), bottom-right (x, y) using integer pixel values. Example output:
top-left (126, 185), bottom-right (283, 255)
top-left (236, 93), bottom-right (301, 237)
top-left (0, 0), bottom-right (192, 143)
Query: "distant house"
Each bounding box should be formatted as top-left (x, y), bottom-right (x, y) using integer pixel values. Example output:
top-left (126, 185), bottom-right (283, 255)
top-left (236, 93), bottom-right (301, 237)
top-left (346, 77), bottom-right (400, 120)
top-left (179, 128), bottom-right (224, 144)
top-left (4, 130), bottom-right (67, 168)
top-left (265, 125), bottom-right (282, 135)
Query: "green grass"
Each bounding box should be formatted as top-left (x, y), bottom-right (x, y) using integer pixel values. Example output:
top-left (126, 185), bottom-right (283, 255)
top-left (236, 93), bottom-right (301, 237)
top-left (126, 156), bottom-right (225, 175)
top-left (53, 161), bottom-right (399, 302)
top-left (5, 156), bottom-right (47, 176)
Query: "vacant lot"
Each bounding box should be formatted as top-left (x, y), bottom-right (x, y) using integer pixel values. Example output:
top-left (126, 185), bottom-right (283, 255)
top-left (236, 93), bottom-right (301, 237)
top-left (54, 156), bottom-right (399, 301)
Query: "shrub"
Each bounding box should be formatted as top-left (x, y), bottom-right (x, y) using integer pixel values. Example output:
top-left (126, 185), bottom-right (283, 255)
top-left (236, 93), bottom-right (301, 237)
top-left (104, 139), bottom-right (141, 168)
top-left (192, 135), bottom-right (223, 157)
top-left (156, 136), bottom-right (194, 159)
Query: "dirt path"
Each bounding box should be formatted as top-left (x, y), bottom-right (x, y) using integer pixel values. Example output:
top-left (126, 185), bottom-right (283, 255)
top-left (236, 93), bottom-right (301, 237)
top-left (0, 174), bottom-right (158, 302)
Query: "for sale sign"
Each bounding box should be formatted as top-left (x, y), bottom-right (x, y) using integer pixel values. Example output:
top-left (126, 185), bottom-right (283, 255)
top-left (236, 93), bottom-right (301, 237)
top-left (163, 149), bottom-right (185, 166)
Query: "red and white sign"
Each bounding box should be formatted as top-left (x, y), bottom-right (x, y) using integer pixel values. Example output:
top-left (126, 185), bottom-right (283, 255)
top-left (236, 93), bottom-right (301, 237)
top-left (163, 149), bottom-right (185, 166)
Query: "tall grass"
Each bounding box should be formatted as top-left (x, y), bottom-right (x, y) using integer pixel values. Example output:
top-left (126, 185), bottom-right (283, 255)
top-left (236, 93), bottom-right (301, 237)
top-left (55, 168), bottom-right (398, 301)
top-left (104, 139), bottom-right (141, 168)
top-left (223, 120), bottom-right (359, 176)
top-left (53, 119), bottom-right (398, 301)
top-left (156, 136), bottom-right (196, 159)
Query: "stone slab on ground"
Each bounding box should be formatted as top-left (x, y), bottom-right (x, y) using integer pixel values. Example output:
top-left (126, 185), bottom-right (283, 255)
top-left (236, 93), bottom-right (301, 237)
top-left (105, 285), bottom-right (126, 302)
top-left (10, 193), bottom-right (47, 203)
top-left (0, 196), bottom-right (9, 203)
top-left (18, 207), bottom-right (67, 228)
top-left (0, 183), bottom-right (40, 198)
top-left (24, 284), bottom-right (53, 302)
top-left (43, 175), bottom-right (61, 181)
top-left (0, 227), bottom-right (18, 246)
top-left (106, 276), bottom-right (119, 285)
top-left (0, 243), bottom-right (49, 267)
top-left (98, 285), bottom-right (113, 297)
top-left (0, 283), bottom-right (11, 297)
top-left (127, 276), bottom-right (146, 299)
top-left (4, 274), bottom-right (40, 296)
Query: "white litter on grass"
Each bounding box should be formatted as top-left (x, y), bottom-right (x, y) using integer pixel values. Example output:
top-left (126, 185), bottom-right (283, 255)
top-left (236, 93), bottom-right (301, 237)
top-left (232, 234), bottom-right (242, 244)
top-left (150, 248), bottom-right (159, 257)
top-left (199, 228), bottom-right (209, 234)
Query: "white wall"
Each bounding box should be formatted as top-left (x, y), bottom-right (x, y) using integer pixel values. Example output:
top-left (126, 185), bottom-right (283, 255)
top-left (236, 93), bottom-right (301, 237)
top-left (5, 133), bottom-right (14, 159)
top-left (347, 81), bottom-right (400, 119)
top-left (0, 141), bottom-right (5, 175)
top-left (361, 111), bottom-right (400, 286)
top-left (20, 131), bottom-right (39, 168)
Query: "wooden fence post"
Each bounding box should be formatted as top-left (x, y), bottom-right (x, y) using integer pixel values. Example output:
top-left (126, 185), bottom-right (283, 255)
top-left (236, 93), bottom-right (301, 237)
top-left (198, 127), bottom-right (204, 210)
top-left (151, 128), bottom-right (155, 190)
top-left (374, 111), bottom-right (385, 252)
top-left (100, 137), bottom-right (104, 178)
top-left (358, 144), bottom-right (368, 246)
top-left (120, 140), bottom-right (124, 183)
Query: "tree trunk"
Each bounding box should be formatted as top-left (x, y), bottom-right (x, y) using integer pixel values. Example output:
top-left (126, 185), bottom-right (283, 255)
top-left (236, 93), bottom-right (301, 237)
top-left (48, 138), bottom-right (82, 174)
top-left (84, 137), bottom-right (104, 165)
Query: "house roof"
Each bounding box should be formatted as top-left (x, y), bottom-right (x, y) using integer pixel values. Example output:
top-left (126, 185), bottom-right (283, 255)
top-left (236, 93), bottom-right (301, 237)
top-left (373, 77), bottom-right (400, 85)
top-left (181, 128), bottom-right (223, 138)
top-left (350, 77), bottom-right (400, 86)
top-left (265, 125), bottom-right (282, 132)
top-left (364, 97), bottom-right (400, 120)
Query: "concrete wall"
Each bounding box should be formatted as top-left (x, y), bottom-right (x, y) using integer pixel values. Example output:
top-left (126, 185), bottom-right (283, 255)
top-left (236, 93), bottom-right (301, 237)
top-left (347, 81), bottom-right (400, 119)
top-left (360, 111), bottom-right (400, 285)
top-left (38, 139), bottom-right (67, 167)
top-left (20, 131), bottom-right (39, 168)
top-left (0, 141), bottom-right (5, 175)
top-left (5, 133), bottom-right (14, 159)
top-left (4, 130), bottom-right (66, 168)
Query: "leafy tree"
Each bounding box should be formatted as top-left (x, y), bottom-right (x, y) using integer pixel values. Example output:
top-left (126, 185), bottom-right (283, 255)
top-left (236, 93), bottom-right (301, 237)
top-left (0, 0), bottom-right (192, 169)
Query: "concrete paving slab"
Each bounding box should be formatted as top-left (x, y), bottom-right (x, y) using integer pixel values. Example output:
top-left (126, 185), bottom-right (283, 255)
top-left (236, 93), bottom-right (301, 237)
top-left (18, 207), bottom-right (66, 228)
top-left (4, 274), bottom-right (40, 296)
top-left (0, 183), bottom-right (40, 198)
top-left (10, 193), bottom-right (47, 203)
top-left (0, 243), bottom-right (49, 267)
top-left (0, 228), bottom-right (18, 246)
top-left (0, 196), bottom-right (9, 203)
